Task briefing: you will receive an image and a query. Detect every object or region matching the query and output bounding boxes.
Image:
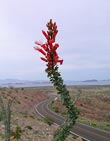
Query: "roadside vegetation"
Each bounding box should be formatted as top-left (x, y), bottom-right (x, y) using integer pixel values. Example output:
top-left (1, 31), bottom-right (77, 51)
top-left (50, 85), bottom-right (110, 131)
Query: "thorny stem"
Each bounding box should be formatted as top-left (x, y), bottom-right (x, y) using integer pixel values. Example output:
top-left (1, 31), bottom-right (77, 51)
top-left (46, 66), bottom-right (79, 141)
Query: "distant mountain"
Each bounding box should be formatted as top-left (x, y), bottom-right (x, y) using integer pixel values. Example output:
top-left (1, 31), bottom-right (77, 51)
top-left (0, 79), bottom-right (110, 87)
top-left (102, 79), bottom-right (110, 81)
top-left (82, 79), bottom-right (98, 82)
top-left (0, 79), bottom-right (51, 85)
top-left (0, 79), bottom-right (52, 88)
top-left (0, 79), bottom-right (29, 84)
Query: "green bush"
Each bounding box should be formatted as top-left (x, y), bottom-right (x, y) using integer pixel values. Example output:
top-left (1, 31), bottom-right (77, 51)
top-left (44, 117), bottom-right (54, 126)
top-left (10, 126), bottom-right (22, 140)
top-left (26, 125), bottom-right (33, 130)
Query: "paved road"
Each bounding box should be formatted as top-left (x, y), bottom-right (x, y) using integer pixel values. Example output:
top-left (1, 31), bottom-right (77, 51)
top-left (35, 96), bottom-right (110, 141)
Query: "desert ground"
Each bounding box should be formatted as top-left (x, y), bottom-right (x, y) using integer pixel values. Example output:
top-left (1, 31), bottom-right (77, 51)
top-left (51, 85), bottom-right (110, 131)
top-left (0, 85), bottom-right (110, 140)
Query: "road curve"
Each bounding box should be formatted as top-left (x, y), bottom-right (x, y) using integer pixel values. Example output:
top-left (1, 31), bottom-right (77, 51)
top-left (35, 96), bottom-right (110, 141)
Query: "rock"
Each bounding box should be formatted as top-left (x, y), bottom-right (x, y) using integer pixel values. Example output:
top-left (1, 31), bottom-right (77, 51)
top-left (75, 137), bottom-right (83, 141)
top-left (1, 125), bottom-right (5, 129)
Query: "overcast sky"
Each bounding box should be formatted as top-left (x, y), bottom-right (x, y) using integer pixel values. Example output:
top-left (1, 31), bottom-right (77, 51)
top-left (0, 0), bottom-right (110, 81)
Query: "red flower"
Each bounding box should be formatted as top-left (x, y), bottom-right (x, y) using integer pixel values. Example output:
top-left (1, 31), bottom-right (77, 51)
top-left (40, 57), bottom-right (47, 62)
top-left (53, 44), bottom-right (59, 50)
top-left (35, 41), bottom-right (43, 46)
top-left (41, 44), bottom-right (48, 51)
top-left (42, 30), bottom-right (49, 39)
top-left (34, 47), bottom-right (46, 56)
top-left (57, 59), bottom-right (63, 65)
top-left (35, 19), bottom-right (63, 69)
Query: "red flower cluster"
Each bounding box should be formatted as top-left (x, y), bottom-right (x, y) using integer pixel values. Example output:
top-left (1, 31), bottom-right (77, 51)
top-left (34, 19), bottom-right (63, 69)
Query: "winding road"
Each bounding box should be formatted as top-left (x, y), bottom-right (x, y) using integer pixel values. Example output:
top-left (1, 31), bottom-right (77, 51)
top-left (35, 96), bottom-right (110, 141)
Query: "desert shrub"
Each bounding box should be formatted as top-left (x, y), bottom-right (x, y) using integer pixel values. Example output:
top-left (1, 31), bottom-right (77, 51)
top-left (24, 96), bottom-right (28, 99)
top-left (10, 126), bottom-right (22, 140)
top-left (2, 91), bottom-right (5, 95)
top-left (90, 121), bottom-right (97, 127)
top-left (21, 88), bottom-right (24, 91)
top-left (30, 115), bottom-right (35, 119)
top-left (26, 125), bottom-right (33, 130)
top-left (17, 101), bottom-right (21, 104)
top-left (54, 107), bottom-right (59, 113)
top-left (44, 117), bottom-right (54, 126)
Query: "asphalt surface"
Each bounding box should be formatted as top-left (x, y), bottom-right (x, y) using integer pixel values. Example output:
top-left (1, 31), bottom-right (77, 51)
top-left (35, 96), bottom-right (110, 141)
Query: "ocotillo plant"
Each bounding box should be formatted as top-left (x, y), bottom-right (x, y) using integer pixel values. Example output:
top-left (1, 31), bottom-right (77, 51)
top-left (34, 19), bottom-right (79, 141)
top-left (0, 96), bottom-right (13, 141)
